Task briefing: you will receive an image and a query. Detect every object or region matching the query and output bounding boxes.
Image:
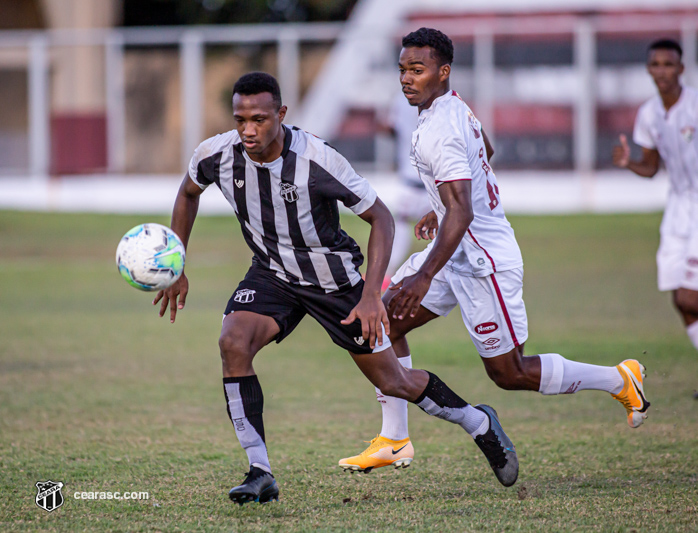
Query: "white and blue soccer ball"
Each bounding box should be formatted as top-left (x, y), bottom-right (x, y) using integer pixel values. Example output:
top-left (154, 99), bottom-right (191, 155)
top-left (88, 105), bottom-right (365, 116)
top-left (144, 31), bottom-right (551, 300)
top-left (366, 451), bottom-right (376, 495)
top-left (116, 223), bottom-right (185, 292)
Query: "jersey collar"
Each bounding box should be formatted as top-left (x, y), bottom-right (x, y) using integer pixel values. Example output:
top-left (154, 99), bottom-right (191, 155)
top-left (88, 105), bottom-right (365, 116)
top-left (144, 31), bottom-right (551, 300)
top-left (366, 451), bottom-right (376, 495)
top-left (418, 90), bottom-right (452, 125)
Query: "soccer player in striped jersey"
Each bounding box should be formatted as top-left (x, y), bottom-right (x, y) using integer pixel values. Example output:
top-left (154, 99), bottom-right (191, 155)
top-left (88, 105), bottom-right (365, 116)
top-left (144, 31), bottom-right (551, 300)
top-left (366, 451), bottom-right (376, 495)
top-left (613, 39), bottom-right (698, 398)
top-left (339, 28), bottom-right (650, 474)
top-left (153, 72), bottom-right (519, 504)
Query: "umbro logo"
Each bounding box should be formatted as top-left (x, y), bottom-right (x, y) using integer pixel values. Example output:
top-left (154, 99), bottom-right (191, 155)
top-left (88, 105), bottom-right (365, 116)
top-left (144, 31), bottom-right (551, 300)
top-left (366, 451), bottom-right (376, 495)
top-left (234, 179), bottom-right (244, 188)
top-left (354, 336), bottom-right (365, 346)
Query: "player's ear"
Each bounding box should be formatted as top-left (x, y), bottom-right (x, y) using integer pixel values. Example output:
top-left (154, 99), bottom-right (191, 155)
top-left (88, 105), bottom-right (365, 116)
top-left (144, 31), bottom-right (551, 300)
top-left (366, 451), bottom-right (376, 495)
top-left (439, 63), bottom-right (451, 83)
top-left (278, 105), bottom-right (288, 123)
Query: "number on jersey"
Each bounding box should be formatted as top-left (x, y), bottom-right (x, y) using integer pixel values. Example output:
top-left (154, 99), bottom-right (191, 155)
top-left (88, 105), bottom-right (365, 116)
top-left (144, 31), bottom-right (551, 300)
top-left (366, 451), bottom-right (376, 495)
top-left (486, 180), bottom-right (500, 210)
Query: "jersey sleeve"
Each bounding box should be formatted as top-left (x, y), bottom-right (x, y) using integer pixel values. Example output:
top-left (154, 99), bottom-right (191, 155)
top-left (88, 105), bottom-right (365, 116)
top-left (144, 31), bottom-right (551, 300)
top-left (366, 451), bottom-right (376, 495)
top-left (188, 137), bottom-right (219, 190)
top-left (632, 103), bottom-right (656, 150)
top-left (425, 122), bottom-right (472, 185)
top-left (311, 144), bottom-right (377, 215)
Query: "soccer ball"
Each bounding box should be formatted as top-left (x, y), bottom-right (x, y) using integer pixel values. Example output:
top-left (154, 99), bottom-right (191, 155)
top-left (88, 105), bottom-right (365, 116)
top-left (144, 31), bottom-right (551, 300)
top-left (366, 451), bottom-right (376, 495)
top-left (116, 223), bottom-right (185, 292)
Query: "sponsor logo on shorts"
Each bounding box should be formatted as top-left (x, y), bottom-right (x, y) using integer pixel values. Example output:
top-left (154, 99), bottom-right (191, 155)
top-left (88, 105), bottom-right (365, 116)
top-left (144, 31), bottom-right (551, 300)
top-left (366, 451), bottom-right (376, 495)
top-left (354, 336), bottom-right (365, 346)
top-left (477, 258), bottom-right (485, 266)
top-left (483, 337), bottom-right (500, 346)
top-left (687, 257), bottom-right (698, 267)
top-left (234, 179), bottom-right (244, 188)
top-left (280, 182), bottom-right (299, 203)
top-left (233, 289), bottom-right (256, 304)
top-left (475, 322), bottom-right (499, 335)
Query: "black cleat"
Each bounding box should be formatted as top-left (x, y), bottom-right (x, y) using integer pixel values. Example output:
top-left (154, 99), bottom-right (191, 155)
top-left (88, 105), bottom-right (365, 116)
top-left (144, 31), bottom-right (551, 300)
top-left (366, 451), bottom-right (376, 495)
top-left (228, 466), bottom-right (279, 505)
top-left (473, 404), bottom-right (519, 487)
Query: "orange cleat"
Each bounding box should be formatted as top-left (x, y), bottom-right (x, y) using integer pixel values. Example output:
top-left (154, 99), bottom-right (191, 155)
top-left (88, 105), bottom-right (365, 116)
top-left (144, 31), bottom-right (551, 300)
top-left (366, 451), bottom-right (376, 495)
top-left (611, 359), bottom-right (651, 428)
top-left (339, 435), bottom-right (414, 473)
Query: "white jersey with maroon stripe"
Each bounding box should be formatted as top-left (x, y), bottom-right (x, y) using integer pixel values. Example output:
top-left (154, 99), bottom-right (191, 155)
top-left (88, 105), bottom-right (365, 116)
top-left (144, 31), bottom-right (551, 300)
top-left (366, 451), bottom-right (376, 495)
top-left (410, 90), bottom-right (522, 277)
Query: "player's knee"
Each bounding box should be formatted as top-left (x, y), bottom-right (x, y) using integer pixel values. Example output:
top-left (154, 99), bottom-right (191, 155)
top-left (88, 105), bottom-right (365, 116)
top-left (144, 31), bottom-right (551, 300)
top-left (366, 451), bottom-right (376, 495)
top-left (387, 320), bottom-right (409, 343)
top-left (375, 374), bottom-right (410, 399)
top-left (218, 333), bottom-right (253, 362)
top-left (484, 364), bottom-right (525, 391)
top-left (674, 289), bottom-right (698, 314)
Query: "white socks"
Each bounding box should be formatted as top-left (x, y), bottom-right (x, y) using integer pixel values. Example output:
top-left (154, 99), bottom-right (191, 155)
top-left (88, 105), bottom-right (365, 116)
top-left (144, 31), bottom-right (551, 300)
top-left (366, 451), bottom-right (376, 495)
top-left (378, 356), bottom-right (411, 440)
top-left (538, 353), bottom-right (623, 395)
top-left (687, 321), bottom-right (698, 350)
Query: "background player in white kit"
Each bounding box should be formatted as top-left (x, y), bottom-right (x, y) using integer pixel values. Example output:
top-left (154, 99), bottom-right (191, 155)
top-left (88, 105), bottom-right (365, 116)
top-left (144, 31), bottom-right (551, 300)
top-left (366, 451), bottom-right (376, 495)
top-left (612, 39), bottom-right (698, 398)
top-left (339, 28), bottom-right (651, 473)
top-left (381, 93), bottom-right (432, 291)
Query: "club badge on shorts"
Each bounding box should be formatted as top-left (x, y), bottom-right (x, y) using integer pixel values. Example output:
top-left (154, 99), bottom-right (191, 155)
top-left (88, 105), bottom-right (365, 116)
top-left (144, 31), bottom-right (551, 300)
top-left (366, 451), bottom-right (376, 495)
top-left (35, 480), bottom-right (65, 512)
top-left (233, 289), bottom-right (256, 304)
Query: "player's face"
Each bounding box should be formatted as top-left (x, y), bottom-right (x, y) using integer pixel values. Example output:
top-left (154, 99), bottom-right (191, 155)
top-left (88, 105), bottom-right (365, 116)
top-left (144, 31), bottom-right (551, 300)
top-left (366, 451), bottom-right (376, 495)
top-left (647, 49), bottom-right (684, 95)
top-left (232, 92), bottom-right (287, 162)
top-left (398, 46), bottom-right (450, 111)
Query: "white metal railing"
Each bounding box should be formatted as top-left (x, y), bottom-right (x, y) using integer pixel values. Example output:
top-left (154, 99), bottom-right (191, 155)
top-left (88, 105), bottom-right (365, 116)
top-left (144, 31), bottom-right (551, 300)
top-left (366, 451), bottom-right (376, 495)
top-left (1, 12), bottom-right (698, 177)
top-left (0, 23), bottom-right (343, 177)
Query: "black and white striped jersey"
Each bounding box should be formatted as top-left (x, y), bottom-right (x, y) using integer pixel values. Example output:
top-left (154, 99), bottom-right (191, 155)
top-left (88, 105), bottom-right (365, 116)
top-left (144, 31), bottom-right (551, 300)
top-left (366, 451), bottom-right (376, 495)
top-left (188, 125), bottom-right (377, 292)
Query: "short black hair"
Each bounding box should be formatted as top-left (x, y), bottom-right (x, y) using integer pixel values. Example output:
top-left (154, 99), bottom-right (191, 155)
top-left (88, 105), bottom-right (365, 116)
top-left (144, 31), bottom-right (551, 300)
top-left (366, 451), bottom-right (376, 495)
top-left (648, 38), bottom-right (683, 59)
top-left (402, 27), bottom-right (454, 66)
top-left (232, 72), bottom-right (282, 109)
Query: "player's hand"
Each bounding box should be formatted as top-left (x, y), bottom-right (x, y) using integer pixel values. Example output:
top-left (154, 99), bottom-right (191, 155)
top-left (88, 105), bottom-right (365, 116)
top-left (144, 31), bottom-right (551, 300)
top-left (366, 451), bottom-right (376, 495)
top-left (415, 211), bottom-right (438, 240)
top-left (612, 134), bottom-right (631, 168)
top-left (388, 271), bottom-right (432, 320)
top-left (153, 273), bottom-right (189, 323)
top-left (341, 293), bottom-right (390, 350)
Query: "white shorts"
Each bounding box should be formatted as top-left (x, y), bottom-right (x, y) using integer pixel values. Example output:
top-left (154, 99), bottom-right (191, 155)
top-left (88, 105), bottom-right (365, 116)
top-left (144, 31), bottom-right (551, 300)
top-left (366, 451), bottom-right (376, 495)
top-left (392, 251), bottom-right (529, 358)
top-left (657, 193), bottom-right (698, 292)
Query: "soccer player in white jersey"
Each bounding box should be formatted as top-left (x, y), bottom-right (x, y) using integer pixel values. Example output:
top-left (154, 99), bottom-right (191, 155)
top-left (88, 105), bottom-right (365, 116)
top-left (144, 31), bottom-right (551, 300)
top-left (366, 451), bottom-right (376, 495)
top-left (339, 28), bottom-right (650, 473)
top-left (613, 39), bottom-right (698, 398)
top-left (153, 72), bottom-right (520, 504)
top-left (382, 92), bottom-right (432, 290)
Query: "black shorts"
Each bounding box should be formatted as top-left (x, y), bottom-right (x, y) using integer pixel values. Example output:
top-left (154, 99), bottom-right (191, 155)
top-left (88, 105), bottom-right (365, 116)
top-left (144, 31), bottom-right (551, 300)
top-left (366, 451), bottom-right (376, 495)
top-left (224, 264), bottom-right (375, 354)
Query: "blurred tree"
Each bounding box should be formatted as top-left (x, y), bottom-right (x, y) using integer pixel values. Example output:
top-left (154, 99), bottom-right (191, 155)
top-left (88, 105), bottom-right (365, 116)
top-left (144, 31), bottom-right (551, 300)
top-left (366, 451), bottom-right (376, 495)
top-left (123, 0), bottom-right (357, 26)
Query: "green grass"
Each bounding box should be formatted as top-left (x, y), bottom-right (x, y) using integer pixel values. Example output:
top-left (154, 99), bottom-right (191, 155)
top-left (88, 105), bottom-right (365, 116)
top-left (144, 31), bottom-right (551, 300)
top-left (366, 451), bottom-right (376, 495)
top-left (1, 210), bottom-right (697, 532)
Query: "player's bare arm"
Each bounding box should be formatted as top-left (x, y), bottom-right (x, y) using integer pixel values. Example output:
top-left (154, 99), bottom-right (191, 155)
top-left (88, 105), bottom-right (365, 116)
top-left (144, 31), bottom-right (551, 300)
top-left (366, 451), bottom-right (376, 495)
top-left (341, 198), bottom-right (395, 349)
top-left (612, 134), bottom-right (661, 177)
top-left (153, 174), bottom-right (204, 323)
top-left (390, 180), bottom-right (473, 320)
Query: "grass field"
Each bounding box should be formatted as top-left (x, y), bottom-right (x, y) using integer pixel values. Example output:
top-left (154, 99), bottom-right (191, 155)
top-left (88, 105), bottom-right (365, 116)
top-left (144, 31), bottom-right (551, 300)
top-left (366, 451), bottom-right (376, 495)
top-left (1, 210), bottom-right (697, 532)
